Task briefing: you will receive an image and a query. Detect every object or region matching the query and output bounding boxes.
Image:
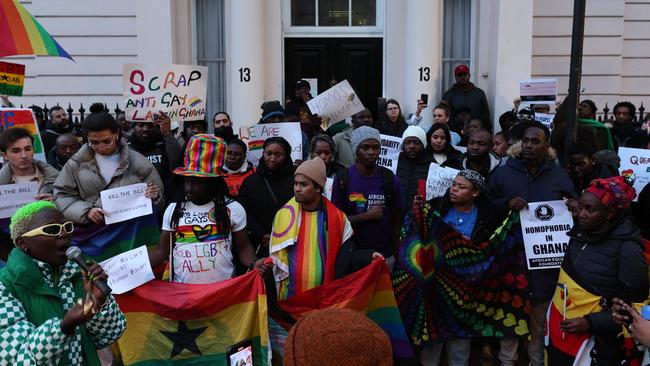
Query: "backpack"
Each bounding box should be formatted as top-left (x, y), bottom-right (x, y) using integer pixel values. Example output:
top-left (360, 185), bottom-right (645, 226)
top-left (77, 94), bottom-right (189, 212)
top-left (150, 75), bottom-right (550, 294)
top-left (336, 166), bottom-right (394, 212)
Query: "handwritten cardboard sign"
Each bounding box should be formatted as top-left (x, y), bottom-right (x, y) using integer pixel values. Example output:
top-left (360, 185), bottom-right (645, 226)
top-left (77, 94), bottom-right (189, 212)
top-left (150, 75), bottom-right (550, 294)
top-left (378, 134), bottom-right (402, 174)
top-left (100, 183), bottom-right (153, 225)
top-left (0, 182), bottom-right (38, 218)
top-left (425, 163), bottom-right (459, 200)
top-left (619, 147), bottom-right (650, 202)
top-left (100, 245), bottom-right (154, 294)
top-left (520, 200), bottom-right (573, 270)
top-left (0, 61), bottom-right (25, 96)
top-left (0, 109), bottom-right (46, 161)
top-left (307, 79), bottom-right (365, 123)
top-left (123, 64), bottom-right (208, 122)
top-left (239, 122), bottom-right (303, 166)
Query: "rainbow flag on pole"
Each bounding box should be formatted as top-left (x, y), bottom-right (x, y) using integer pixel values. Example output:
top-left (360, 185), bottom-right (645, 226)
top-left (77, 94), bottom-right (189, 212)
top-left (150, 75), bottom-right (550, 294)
top-left (0, 0), bottom-right (72, 59)
top-left (273, 259), bottom-right (413, 358)
top-left (115, 270), bottom-right (270, 366)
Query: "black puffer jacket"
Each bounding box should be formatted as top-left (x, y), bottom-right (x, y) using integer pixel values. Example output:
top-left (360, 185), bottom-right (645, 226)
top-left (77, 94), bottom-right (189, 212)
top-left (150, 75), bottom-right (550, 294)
top-left (564, 219), bottom-right (648, 364)
top-left (397, 152), bottom-right (431, 212)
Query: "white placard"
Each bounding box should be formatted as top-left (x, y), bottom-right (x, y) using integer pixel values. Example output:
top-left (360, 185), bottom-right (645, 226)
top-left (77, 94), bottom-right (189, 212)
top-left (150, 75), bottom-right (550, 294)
top-left (303, 78), bottom-right (318, 97)
top-left (619, 147), bottom-right (650, 201)
top-left (307, 79), bottom-right (365, 123)
top-left (534, 113), bottom-right (555, 127)
top-left (0, 182), bottom-right (38, 218)
top-left (520, 200), bottom-right (574, 270)
top-left (123, 64), bottom-right (208, 122)
top-left (239, 122), bottom-right (303, 166)
top-left (378, 134), bottom-right (402, 174)
top-left (99, 245), bottom-right (155, 294)
top-left (100, 183), bottom-right (153, 225)
top-left (323, 177), bottom-right (334, 200)
top-left (519, 78), bottom-right (557, 109)
top-left (425, 163), bottom-right (460, 200)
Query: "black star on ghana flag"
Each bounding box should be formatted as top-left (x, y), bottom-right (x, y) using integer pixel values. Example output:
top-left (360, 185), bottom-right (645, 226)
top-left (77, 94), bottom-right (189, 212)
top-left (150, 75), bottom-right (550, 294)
top-left (0, 75), bottom-right (8, 82)
top-left (160, 320), bottom-right (208, 359)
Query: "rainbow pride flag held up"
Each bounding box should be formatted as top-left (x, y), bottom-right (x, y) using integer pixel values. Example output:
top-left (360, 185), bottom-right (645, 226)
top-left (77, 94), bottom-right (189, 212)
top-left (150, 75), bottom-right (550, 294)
top-left (273, 259), bottom-right (413, 358)
top-left (0, 0), bottom-right (72, 59)
top-left (71, 213), bottom-right (160, 262)
top-left (115, 270), bottom-right (269, 366)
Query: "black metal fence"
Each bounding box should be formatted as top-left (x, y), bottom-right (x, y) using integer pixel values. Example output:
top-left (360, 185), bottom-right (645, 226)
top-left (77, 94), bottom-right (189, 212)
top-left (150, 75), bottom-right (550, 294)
top-left (597, 102), bottom-right (646, 124)
top-left (19, 102), bottom-right (124, 129)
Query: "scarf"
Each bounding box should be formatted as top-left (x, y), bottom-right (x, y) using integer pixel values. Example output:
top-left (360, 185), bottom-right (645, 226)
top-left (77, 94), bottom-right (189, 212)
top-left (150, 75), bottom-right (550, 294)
top-left (270, 197), bottom-right (348, 300)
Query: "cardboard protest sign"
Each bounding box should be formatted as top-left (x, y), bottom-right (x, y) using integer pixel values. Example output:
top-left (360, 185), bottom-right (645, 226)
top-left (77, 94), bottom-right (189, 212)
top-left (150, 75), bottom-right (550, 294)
top-left (323, 177), bottom-right (334, 200)
top-left (239, 122), bottom-right (303, 166)
top-left (619, 147), bottom-right (650, 201)
top-left (100, 246), bottom-right (154, 294)
top-left (0, 108), bottom-right (46, 161)
top-left (520, 200), bottom-right (574, 270)
top-left (378, 134), bottom-right (402, 174)
top-left (0, 61), bottom-right (25, 96)
top-left (534, 113), bottom-right (554, 128)
top-left (520, 78), bottom-right (557, 109)
top-left (0, 182), bottom-right (38, 218)
top-left (123, 64), bottom-right (208, 122)
top-left (100, 183), bottom-right (153, 225)
top-left (425, 163), bottom-right (460, 200)
top-left (307, 79), bottom-right (365, 123)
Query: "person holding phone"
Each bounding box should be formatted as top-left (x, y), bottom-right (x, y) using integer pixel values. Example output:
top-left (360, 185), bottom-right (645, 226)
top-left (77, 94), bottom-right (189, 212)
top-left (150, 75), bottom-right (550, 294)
top-left (546, 176), bottom-right (647, 365)
top-left (408, 94), bottom-right (429, 127)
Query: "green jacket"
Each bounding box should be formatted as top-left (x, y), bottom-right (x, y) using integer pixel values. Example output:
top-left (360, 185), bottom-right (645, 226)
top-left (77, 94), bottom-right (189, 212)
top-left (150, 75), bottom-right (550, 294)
top-left (0, 248), bottom-right (126, 365)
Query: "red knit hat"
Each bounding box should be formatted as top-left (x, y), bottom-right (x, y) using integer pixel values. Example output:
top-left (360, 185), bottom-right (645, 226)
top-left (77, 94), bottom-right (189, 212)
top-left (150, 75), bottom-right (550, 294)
top-left (284, 308), bottom-right (393, 366)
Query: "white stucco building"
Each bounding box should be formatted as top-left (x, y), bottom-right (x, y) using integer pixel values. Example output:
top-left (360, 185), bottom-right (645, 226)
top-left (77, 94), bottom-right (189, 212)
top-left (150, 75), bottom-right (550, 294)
top-left (3, 0), bottom-right (650, 131)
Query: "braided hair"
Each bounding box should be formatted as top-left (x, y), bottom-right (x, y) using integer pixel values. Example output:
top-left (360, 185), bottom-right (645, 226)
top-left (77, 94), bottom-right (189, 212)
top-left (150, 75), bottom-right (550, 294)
top-left (170, 176), bottom-right (233, 235)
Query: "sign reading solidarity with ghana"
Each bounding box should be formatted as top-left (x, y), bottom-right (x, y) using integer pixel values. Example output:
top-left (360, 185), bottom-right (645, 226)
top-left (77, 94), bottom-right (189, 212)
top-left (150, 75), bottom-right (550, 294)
top-left (519, 200), bottom-right (574, 270)
top-left (123, 64), bottom-right (208, 122)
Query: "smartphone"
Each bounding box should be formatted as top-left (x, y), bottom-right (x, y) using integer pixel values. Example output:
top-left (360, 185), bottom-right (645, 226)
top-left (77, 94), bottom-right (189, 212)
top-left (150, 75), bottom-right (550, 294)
top-left (420, 93), bottom-right (429, 105)
top-left (227, 339), bottom-right (253, 366)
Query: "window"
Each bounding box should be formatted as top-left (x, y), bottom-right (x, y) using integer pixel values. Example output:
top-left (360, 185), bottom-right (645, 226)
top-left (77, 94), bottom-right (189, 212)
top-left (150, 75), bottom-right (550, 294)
top-left (195, 0), bottom-right (226, 119)
top-left (442, 0), bottom-right (472, 92)
top-left (291, 0), bottom-right (376, 27)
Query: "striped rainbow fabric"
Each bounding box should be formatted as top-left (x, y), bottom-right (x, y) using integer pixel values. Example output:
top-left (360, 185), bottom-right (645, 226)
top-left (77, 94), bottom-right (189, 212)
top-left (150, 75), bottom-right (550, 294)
top-left (0, 0), bottom-right (72, 59)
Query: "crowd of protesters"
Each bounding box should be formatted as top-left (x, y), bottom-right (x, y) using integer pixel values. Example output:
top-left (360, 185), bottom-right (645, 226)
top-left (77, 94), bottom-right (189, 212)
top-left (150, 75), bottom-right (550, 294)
top-left (0, 63), bottom-right (649, 366)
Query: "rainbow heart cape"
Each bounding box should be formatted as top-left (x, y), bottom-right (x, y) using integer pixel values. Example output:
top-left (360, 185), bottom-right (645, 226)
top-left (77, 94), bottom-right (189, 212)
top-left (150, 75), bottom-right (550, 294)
top-left (0, 0), bottom-right (72, 59)
top-left (271, 259), bottom-right (413, 359)
top-left (393, 203), bottom-right (531, 343)
top-left (115, 270), bottom-right (269, 365)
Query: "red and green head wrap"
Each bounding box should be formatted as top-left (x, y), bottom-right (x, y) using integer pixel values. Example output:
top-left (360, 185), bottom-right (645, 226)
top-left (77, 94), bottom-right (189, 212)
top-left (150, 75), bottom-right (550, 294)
top-left (585, 175), bottom-right (636, 210)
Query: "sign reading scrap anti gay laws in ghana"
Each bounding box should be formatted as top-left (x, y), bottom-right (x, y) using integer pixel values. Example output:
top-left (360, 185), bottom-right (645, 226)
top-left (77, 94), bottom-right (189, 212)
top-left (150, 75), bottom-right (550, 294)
top-left (0, 61), bottom-right (25, 96)
top-left (123, 64), bottom-right (208, 122)
top-left (520, 200), bottom-right (574, 270)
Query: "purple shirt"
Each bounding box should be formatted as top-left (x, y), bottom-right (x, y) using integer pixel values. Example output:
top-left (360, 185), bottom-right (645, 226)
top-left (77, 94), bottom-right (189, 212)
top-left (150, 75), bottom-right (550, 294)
top-left (331, 165), bottom-right (402, 257)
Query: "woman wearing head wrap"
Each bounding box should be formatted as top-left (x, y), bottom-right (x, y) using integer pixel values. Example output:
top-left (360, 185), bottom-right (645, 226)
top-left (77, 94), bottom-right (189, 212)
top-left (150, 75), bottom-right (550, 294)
top-left (0, 201), bottom-right (126, 365)
top-left (546, 176), bottom-right (648, 365)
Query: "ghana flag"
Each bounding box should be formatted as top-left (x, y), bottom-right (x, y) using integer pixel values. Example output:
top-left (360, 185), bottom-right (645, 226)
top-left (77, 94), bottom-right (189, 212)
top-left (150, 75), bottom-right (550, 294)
top-left (115, 270), bottom-right (269, 365)
top-left (71, 213), bottom-right (160, 262)
top-left (0, 61), bottom-right (25, 96)
top-left (273, 259), bottom-right (413, 358)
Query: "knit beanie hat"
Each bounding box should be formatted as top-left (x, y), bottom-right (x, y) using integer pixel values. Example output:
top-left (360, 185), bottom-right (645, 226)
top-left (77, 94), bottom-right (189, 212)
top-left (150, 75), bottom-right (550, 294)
top-left (351, 126), bottom-right (381, 155)
top-left (284, 308), bottom-right (393, 366)
top-left (295, 156), bottom-right (326, 188)
top-left (260, 100), bottom-right (285, 123)
top-left (402, 125), bottom-right (427, 148)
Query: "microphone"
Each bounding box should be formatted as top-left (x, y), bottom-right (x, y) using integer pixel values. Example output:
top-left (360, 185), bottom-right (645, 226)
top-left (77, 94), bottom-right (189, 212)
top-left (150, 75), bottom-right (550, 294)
top-left (66, 246), bottom-right (112, 296)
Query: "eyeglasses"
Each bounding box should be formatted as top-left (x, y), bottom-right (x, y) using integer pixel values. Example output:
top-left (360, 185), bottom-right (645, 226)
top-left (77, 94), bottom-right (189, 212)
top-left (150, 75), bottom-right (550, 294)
top-left (21, 222), bottom-right (74, 238)
top-left (518, 113), bottom-right (535, 121)
top-left (226, 151), bottom-right (243, 158)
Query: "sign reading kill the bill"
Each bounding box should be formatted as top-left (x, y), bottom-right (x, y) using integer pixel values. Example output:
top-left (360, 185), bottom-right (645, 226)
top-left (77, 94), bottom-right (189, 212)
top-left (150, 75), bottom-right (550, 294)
top-left (307, 79), bottom-right (365, 123)
top-left (123, 64), bottom-right (208, 122)
top-left (0, 61), bottom-right (25, 96)
top-left (520, 200), bottom-right (574, 270)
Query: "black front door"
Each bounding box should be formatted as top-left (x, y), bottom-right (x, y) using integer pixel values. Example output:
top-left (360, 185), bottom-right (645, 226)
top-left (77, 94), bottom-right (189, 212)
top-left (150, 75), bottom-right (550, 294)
top-left (284, 37), bottom-right (383, 120)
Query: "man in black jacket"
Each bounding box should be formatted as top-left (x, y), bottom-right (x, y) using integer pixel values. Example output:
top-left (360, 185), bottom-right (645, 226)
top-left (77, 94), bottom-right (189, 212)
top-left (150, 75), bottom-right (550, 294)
top-left (461, 129), bottom-right (501, 182)
top-left (397, 126), bottom-right (431, 212)
top-left (41, 106), bottom-right (74, 152)
top-left (442, 64), bottom-right (490, 123)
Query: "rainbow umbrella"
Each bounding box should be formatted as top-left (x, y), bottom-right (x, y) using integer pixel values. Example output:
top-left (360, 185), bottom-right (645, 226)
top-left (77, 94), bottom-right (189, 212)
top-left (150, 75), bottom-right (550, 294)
top-left (0, 0), bottom-right (72, 59)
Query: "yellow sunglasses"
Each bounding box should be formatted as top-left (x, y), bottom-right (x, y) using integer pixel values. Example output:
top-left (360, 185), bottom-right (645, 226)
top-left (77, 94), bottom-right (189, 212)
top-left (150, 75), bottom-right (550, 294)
top-left (21, 222), bottom-right (74, 238)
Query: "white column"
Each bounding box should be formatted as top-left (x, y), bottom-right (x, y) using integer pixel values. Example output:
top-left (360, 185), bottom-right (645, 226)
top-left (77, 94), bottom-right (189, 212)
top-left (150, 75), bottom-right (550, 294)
top-left (136, 0), bottom-right (173, 64)
top-left (402, 0), bottom-right (442, 132)
top-left (229, 0), bottom-right (266, 130)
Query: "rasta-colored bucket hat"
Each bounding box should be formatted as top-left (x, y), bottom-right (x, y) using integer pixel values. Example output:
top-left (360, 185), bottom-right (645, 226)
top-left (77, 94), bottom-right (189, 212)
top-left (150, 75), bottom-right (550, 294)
top-left (173, 134), bottom-right (227, 177)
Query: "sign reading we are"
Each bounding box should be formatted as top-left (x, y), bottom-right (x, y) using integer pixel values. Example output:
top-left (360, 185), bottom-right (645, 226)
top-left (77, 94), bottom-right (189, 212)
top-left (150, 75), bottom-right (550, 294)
top-left (123, 64), bottom-right (208, 122)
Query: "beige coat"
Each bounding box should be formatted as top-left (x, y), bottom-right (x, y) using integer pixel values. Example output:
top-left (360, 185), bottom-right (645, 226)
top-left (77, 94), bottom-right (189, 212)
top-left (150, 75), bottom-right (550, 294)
top-left (53, 141), bottom-right (164, 224)
top-left (0, 160), bottom-right (59, 194)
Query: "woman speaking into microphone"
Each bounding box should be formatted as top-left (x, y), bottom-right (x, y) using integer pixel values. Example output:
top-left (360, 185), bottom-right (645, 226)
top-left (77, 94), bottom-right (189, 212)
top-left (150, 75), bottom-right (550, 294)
top-left (0, 201), bottom-right (125, 365)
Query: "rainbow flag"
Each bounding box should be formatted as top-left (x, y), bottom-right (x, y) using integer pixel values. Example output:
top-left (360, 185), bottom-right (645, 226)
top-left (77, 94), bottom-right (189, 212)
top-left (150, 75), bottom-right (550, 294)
top-left (273, 259), bottom-right (413, 358)
top-left (115, 270), bottom-right (269, 365)
top-left (71, 213), bottom-right (160, 262)
top-left (0, 61), bottom-right (25, 96)
top-left (0, 0), bottom-right (72, 59)
top-left (0, 108), bottom-right (46, 161)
